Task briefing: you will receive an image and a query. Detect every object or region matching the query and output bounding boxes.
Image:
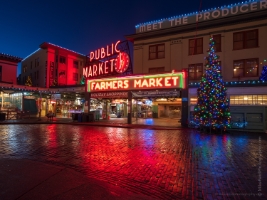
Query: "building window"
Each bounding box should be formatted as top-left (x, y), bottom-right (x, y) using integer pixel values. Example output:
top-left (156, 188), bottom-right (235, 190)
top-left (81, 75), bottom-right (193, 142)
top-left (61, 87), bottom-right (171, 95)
top-left (233, 58), bottom-right (258, 78)
top-left (23, 65), bottom-right (27, 73)
top-left (60, 56), bottom-right (66, 64)
top-left (35, 58), bottom-right (39, 67)
top-left (56, 55), bottom-right (58, 63)
top-left (149, 44), bottom-right (165, 60)
top-left (230, 95), bottom-right (267, 105)
top-left (233, 29), bottom-right (258, 50)
top-left (189, 38), bottom-right (203, 55)
top-left (34, 71), bottom-right (36, 80)
top-left (148, 67), bottom-right (165, 73)
top-left (189, 63), bottom-right (203, 80)
top-left (73, 73), bottom-right (78, 81)
top-left (213, 34), bottom-right (221, 52)
top-left (189, 97), bottom-right (197, 105)
top-left (37, 71), bottom-right (39, 80)
top-left (73, 60), bottom-right (79, 69)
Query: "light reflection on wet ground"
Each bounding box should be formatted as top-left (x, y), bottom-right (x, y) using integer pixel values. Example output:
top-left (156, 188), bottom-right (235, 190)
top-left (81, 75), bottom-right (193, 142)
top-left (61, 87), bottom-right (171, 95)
top-left (0, 124), bottom-right (266, 199)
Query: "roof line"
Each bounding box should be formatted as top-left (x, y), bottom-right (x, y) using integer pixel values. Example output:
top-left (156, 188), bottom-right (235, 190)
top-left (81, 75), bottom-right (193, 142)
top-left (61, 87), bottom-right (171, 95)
top-left (22, 48), bottom-right (41, 61)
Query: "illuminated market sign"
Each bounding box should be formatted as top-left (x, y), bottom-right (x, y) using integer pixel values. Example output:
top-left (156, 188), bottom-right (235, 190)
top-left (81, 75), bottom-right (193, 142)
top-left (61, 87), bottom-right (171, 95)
top-left (86, 72), bottom-right (185, 92)
top-left (83, 40), bottom-right (130, 78)
top-left (135, 0), bottom-right (267, 33)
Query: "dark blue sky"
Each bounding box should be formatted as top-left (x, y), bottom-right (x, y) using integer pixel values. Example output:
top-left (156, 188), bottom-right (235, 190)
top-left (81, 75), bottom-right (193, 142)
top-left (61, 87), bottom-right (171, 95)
top-left (1, 0), bottom-right (237, 59)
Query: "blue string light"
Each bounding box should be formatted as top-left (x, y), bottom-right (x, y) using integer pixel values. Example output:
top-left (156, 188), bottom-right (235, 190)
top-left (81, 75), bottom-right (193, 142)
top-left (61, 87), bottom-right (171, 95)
top-left (135, 0), bottom-right (262, 28)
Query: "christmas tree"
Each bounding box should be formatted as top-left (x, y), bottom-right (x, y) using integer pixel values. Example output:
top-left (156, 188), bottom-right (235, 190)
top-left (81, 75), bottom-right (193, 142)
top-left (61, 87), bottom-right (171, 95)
top-left (259, 65), bottom-right (267, 81)
top-left (25, 76), bottom-right (32, 86)
top-left (80, 75), bottom-right (85, 85)
top-left (194, 35), bottom-right (231, 131)
top-left (53, 79), bottom-right (58, 86)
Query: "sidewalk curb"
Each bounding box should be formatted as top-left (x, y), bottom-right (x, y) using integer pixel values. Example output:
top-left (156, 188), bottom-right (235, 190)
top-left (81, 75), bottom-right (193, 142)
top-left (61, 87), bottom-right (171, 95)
top-left (0, 121), bottom-right (183, 130)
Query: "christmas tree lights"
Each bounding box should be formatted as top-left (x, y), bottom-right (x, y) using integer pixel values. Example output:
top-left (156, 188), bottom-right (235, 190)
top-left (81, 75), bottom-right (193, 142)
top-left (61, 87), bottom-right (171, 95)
top-left (80, 75), bottom-right (85, 85)
top-left (194, 35), bottom-right (231, 131)
top-left (25, 76), bottom-right (32, 87)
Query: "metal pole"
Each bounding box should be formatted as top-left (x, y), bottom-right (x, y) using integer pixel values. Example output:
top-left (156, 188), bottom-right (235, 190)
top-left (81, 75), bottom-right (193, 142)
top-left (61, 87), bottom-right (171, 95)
top-left (127, 91), bottom-right (132, 124)
top-left (38, 92), bottom-right (42, 120)
top-left (136, 99), bottom-right (138, 122)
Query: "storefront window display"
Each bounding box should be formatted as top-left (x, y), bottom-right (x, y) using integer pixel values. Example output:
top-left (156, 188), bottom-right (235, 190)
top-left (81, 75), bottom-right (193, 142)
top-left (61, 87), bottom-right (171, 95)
top-left (89, 98), bottom-right (128, 119)
top-left (53, 98), bottom-right (84, 118)
top-left (152, 98), bottom-right (181, 119)
top-left (132, 99), bottom-right (153, 118)
top-left (109, 99), bottom-right (127, 118)
top-left (90, 99), bottom-right (104, 119)
top-left (2, 93), bottom-right (23, 110)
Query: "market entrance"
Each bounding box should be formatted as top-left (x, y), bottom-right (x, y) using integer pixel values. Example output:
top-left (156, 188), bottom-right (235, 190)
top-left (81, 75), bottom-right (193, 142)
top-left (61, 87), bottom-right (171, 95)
top-left (85, 71), bottom-right (188, 127)
top-left (88, 91), bottom-right (182, 121)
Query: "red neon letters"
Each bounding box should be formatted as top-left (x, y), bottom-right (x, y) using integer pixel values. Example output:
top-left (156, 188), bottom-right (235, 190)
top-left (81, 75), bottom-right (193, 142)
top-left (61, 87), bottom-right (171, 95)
top-left (89, 77), bottom-right (180, 91)
top-left (83, 40), bottom-right (129, 78)
top-left (90, 40), bottom-right (120, 61)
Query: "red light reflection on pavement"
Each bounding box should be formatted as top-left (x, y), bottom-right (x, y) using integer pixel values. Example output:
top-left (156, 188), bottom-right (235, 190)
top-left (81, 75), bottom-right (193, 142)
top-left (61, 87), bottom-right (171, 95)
top-left (77, 128), bottom-right (189, 198)
top-left (47, 124), bottom-right (57, 149)
top-left (0, 124), bottom-right (265, 199)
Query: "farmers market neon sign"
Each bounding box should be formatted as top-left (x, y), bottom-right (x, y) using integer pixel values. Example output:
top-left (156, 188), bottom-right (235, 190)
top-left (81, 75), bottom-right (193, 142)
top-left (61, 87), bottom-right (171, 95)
top-left (86, 72), bottom-right (185, 92)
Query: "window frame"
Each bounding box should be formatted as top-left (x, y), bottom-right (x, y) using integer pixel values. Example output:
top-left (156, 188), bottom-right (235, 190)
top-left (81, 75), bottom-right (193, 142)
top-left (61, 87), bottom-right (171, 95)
top-left (73, 73), bottom-right (78, 81)
top-left (233, 29), bottom-right (258, 50)
top-left (148, 67), bottom-right (165, 73)
top-left (149, 44), bottom-right (165, 60)
top-left (59, 56), bottom-right (66, 64)
top-left (188, 63), bottom-right (203, 80)
top-left (213, 34), bottom-right (222, 52)
top-left (189, 38), bottom-right (203, 55)
top-left (73, 60), bottom-right (79, 69)
top-left (233, 58), bottom-right (259, 78)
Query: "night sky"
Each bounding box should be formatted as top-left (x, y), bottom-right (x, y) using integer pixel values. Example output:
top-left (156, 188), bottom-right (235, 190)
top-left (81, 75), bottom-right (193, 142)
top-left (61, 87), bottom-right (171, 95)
top-left (1, 0), bottom-right (237, 73)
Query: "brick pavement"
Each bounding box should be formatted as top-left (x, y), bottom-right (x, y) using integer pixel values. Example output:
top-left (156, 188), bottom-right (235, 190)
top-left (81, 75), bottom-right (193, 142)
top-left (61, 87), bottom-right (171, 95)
top-left (0, 124), bottom-right (266, 199)
top-left (0, 116), bottom-right (183, 130)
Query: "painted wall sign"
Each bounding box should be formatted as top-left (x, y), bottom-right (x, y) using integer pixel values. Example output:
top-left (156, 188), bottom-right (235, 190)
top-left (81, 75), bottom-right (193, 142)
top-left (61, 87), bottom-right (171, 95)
top-left (91, 92), bottom-right (128, 98)
top-left (86, 72), bottom-right (185, 92)
top-left (132, 90), bottom-right (180, 98)
top-left (135, 0), bottom-right (267, 33)
top-left (83, 40), bottom-right (130, 78)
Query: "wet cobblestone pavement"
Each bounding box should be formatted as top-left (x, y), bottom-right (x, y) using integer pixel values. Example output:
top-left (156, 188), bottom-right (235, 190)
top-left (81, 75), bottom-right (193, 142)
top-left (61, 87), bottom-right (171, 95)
top-left (0, 124), bottom-right (267, 200)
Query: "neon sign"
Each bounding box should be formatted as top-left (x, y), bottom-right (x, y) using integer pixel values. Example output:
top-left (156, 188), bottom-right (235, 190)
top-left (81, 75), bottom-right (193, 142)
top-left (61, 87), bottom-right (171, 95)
top-left (89, 41), bottom-right (120, 61)
top-left (83, 40), bottom-right (130, 78)
top-left (86, 72), bottom-right (185, 92)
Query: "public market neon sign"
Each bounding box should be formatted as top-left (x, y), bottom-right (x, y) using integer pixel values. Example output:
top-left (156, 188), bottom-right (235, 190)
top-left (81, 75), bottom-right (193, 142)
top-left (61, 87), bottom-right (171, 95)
top-left (86, 72), bottom-right (185, 92)
top-left (89, 41), bottom-right (120, 61)
top-left (83, 40), bottom-right (130, 78)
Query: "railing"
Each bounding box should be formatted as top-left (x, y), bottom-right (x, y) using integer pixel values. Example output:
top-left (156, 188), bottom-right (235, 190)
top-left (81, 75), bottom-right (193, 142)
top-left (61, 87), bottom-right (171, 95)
top-left (0, 109), bottom-right (31, 120)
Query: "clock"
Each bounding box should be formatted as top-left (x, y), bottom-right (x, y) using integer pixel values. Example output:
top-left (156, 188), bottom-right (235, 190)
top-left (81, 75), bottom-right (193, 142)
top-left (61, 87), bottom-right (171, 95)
top-left (114, 52), bottom-right (130, 73)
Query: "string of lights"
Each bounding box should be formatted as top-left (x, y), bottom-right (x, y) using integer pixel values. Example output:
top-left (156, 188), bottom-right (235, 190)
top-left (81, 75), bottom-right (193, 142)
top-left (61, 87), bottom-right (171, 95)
top-left (135, 0), bottom-right (262, 27)
top-left (193, 35), bottom-right (231, 131)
